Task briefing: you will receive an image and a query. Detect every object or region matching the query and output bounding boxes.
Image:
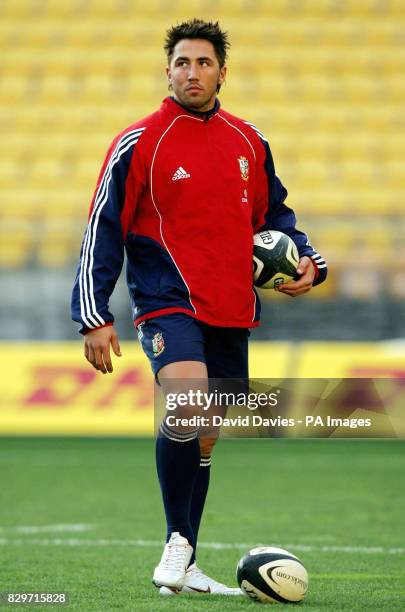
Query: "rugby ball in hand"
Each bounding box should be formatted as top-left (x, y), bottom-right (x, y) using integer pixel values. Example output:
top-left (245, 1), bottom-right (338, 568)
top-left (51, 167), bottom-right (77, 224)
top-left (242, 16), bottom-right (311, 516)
top-left (253, 230), bottom-right (299, 289)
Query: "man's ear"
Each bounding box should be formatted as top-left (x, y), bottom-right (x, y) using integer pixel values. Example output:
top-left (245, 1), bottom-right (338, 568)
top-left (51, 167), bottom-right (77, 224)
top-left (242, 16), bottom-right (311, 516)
top-left (218, 65), bottom-right (227, 86)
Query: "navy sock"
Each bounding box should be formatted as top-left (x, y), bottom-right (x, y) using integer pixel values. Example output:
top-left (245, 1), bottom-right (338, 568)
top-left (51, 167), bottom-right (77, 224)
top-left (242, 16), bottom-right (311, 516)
top-left (189, 456), bottom-right (211, 564)
top-left (156, 422), bottom-right (200, 546)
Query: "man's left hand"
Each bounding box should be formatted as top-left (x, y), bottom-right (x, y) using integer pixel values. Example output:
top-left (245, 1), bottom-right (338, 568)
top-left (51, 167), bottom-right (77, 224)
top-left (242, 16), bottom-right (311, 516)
top-left (277, 256), bottom-right (315, 297)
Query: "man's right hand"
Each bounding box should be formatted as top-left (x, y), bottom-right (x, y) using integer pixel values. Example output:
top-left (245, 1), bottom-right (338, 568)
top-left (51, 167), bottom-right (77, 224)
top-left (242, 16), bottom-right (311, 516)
top-left (84, 325), bottom-right (122, 374)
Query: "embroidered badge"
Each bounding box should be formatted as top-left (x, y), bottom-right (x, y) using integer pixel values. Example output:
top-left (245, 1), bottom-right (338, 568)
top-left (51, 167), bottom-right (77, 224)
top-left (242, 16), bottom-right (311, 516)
top-left (152, 332), bottom-right (165, 357)
top-left (238, 156), bottom-right (249, 181)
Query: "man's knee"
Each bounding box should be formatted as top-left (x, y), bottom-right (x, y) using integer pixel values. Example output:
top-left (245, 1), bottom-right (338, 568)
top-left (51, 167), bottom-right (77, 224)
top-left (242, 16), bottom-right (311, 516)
top-left (199, 436), bottom-right (218, 457)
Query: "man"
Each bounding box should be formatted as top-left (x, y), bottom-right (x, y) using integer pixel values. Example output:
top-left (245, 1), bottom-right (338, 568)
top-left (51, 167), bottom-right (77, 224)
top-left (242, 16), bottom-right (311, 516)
top-left (71, 19), bottom-right (327, 596)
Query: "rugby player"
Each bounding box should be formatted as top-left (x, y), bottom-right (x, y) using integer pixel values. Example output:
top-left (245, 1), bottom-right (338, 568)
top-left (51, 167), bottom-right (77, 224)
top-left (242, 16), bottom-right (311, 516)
top-left (72, 19), bottom-right (327, 595)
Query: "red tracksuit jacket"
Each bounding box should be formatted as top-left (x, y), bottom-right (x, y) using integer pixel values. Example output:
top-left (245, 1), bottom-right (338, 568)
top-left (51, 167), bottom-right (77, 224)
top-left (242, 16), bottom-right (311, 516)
top-left (72, 97), bottom-right (327, 334)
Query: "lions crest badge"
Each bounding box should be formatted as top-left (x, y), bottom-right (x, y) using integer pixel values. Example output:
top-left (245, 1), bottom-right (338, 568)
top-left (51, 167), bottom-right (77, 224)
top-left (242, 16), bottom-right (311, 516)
top-left (152, 332), bottom-right (165, 357)
top-left (238, 156), bottom-right (249, 181)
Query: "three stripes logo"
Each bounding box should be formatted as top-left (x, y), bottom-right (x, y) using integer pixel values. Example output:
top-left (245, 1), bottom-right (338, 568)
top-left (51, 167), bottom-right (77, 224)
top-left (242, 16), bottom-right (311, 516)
top-left (172, 166), bottom-right (191, 181)
top-left (311, 252), bottom-right (327, 270)
top-left (79, 127), bottom-right (145, 330)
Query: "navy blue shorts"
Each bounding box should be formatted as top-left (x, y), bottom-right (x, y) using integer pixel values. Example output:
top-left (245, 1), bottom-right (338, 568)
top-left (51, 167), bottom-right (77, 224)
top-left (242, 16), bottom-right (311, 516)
top-left (137, 313), bottom-right (249, 380)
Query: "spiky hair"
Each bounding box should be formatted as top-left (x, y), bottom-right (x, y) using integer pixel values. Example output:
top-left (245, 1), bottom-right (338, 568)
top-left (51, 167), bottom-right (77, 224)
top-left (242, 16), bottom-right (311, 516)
top-left (164, 18), bottom-right (230, 67)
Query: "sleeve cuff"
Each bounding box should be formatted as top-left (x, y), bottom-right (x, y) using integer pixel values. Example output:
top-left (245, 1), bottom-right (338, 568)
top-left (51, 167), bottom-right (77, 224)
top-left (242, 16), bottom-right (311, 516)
top-left (309, 258), bottom-right (320, 284)
top-left (81, 321), bottom-right (114, 336)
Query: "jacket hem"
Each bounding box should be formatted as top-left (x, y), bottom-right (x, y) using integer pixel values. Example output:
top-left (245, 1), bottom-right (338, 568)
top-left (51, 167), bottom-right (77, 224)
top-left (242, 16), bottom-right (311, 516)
top-left (134, 307), bottom-right (260, 329)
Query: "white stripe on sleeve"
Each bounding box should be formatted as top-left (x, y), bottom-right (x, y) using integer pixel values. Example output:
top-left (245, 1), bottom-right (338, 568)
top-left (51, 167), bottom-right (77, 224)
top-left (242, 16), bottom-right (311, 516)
top-left (79, 128), bottom-right (145, 329)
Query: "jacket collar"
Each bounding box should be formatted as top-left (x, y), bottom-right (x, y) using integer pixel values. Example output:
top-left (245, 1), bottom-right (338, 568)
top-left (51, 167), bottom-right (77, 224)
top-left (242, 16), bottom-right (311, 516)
top-left (161, 96), bottom-right (220, 121)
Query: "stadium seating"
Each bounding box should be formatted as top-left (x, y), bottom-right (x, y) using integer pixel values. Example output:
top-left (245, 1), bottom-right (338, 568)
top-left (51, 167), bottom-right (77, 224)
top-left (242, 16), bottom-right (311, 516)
top-left (1, 0), bottom-right (404, 298)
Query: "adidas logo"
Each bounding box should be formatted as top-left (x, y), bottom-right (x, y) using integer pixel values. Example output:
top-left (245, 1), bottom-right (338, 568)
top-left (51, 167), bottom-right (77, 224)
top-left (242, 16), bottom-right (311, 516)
top-left (172, 166), bottom-right (191, 181)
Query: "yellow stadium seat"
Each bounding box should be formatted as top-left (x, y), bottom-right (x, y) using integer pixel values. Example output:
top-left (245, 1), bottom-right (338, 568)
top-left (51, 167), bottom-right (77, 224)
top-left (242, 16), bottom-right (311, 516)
top-left (0, 226), bottom-right (33, 267)
top-left (36, 222), bottom-right (83, 267)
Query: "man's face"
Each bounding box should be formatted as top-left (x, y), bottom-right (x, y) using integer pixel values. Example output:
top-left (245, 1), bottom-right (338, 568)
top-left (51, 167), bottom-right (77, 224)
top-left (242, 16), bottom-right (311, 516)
top-left (167, 38), bottom-right (226, 112)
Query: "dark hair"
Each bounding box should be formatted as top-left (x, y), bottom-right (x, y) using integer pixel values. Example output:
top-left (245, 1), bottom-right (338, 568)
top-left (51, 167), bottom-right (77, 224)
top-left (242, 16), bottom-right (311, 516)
top-left (164, 19), bottom-right (230, 67)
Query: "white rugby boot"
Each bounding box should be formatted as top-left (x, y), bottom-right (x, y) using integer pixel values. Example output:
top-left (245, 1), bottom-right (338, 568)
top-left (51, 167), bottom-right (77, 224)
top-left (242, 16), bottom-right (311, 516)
top-left (152, 532), bottom-right (193, 590)
top-left (159, 562), bottom-right (243, 595)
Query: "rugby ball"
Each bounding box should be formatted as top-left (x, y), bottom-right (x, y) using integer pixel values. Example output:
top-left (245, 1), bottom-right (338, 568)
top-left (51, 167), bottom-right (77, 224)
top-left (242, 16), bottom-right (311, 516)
top-left (237, 546), bottom-right (308, 604)
top-left (253, 230), bottom-right (299, 289)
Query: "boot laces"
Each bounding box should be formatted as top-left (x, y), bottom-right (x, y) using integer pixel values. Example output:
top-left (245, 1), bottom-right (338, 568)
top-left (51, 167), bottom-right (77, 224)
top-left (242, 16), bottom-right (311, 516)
top-left (162, 542), bottom-right (188, 571)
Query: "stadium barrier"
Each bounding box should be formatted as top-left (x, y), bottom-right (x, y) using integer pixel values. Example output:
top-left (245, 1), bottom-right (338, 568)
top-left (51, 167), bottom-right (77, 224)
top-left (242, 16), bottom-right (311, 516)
top-left (0, 342), bottom-right (404, 436)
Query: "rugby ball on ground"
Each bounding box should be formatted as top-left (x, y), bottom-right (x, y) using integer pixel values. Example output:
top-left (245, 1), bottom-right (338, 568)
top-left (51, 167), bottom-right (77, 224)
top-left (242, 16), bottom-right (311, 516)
top-left (237, 546), bottom-right (309, 603)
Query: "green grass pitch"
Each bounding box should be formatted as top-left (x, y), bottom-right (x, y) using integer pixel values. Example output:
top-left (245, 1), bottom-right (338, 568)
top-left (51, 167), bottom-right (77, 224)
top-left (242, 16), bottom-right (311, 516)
top-left (0, 438), bottom-right (404, 610)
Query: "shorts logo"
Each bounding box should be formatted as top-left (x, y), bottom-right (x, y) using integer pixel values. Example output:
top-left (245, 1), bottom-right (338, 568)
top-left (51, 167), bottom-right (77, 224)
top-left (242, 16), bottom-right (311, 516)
top-left (137, 321), bottom-right (145, 341)
top-left (238, 156), bottom-right (249, 181)
top-left (152, 332), bottom-right (165, 357)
